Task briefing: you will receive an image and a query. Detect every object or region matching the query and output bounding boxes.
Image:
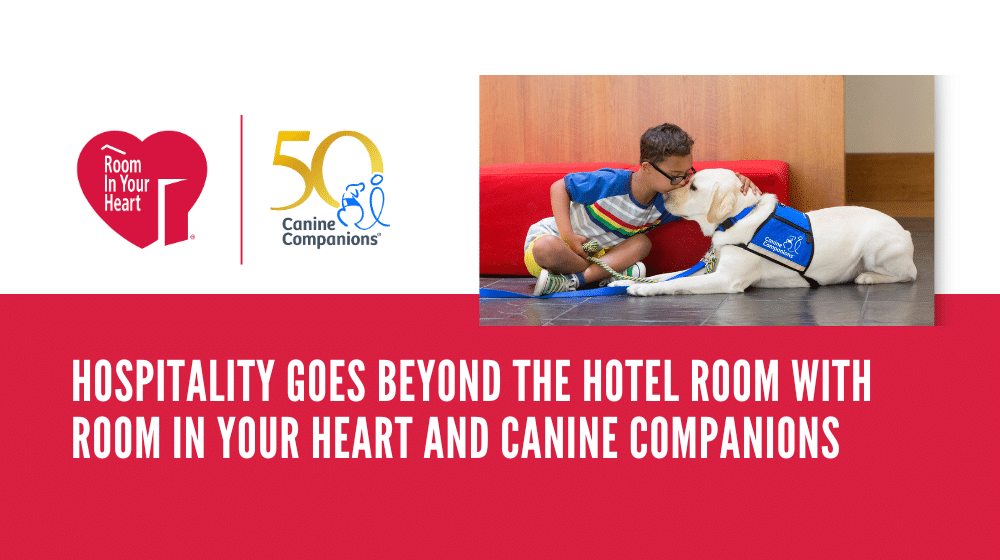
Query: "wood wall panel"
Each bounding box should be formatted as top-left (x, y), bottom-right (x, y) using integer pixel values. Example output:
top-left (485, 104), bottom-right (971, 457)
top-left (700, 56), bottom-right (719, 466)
top-left (845, 153), bottom-right (934, 217)
top-left (846, 153), bottom-right (934, 201)
top-left (480, 76), bottom-right (845, 211)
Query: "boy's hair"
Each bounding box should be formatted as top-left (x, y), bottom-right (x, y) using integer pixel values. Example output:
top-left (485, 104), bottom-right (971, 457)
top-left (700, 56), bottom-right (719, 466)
top-left (640, 123), bottom-right (695, 164)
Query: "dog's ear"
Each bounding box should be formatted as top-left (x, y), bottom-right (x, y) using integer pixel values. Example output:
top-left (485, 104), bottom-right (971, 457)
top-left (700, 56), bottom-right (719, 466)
top-left (707, 183), bottom-right (737, 224)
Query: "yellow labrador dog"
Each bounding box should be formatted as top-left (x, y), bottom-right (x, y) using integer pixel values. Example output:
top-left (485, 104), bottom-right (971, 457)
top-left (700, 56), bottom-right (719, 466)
top-left (613, 169), bottom-right (917, 296)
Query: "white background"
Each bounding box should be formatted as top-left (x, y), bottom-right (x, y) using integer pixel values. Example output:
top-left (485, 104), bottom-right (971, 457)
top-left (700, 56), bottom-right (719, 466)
top-left (0, 1), bottom-right (994, 294)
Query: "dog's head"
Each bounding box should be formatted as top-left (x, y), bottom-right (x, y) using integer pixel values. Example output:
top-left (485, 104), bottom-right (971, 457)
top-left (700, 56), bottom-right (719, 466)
top-left (665, 168), bottom-right (760, 236)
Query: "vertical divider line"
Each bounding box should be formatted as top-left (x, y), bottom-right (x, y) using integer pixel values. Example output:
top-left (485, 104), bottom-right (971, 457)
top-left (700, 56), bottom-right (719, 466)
top-left (240, 115), bottom-right (244, 265)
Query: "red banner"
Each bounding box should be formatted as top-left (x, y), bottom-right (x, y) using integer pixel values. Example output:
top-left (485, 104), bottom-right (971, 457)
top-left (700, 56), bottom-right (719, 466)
top-left (1, 294), bottom-right (995, 558)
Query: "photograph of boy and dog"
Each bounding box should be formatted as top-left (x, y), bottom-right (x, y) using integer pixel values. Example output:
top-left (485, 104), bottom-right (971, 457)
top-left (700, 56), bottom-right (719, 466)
top-left (479, 76), bottom-right (934, 326)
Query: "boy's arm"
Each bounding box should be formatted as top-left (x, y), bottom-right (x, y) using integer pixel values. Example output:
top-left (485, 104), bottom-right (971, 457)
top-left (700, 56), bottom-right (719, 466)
top-left (551, 179), bottom-right (588, 258)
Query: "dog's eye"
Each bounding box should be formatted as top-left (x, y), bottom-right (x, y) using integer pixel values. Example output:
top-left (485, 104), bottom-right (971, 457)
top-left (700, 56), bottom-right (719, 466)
top-left (690, 185), bottom-right (697, 191)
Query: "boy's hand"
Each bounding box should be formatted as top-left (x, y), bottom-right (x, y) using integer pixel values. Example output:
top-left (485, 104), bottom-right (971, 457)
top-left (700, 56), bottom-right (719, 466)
top-left (736, 173), bottom-right (761, 196)
top-left (561, 232), bottom-right (590, 259)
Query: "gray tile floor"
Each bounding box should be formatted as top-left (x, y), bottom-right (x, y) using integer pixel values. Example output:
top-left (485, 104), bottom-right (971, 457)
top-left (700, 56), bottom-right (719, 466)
top-left (480, 218), bottom-right (934, 326)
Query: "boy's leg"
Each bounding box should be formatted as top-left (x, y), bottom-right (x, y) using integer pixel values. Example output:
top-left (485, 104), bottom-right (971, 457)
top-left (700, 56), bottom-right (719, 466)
top-left (581, 234), bottom-right (651, 284)
top-left (527, 235), bottom-right (590, 296)
top-left (528, 234), bottom-right (590, 275)
top-left (527, 233), bottom-right (651, 295)
top-left (530, 233), bottom-right (652, 283)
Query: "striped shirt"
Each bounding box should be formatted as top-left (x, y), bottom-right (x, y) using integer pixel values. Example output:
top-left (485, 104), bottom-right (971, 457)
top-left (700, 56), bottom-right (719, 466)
top-left (565, 168), bottom-right (679, 250)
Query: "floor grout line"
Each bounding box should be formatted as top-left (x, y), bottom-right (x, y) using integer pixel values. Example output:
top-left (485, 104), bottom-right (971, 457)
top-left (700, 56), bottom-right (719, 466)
top-left (700, 294), bottom-right (732, 326)
top-left (543, 297), bottom-right (593, 325)
top-left (858, 286), bottom-right (871, 326)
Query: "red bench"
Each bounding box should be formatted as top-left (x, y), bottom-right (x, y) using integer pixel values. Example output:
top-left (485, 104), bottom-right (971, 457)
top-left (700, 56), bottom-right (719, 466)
top-left (480, 160), bottom-right (790, 276)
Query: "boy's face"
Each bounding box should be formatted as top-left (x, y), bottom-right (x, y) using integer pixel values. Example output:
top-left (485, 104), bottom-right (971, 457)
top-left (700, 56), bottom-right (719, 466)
top-left (647, 154), bottom-right (695, 193)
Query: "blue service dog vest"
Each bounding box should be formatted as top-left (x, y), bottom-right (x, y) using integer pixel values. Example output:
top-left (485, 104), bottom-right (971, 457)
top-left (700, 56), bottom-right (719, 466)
top-left (726, 203), bottom-right (819, 288)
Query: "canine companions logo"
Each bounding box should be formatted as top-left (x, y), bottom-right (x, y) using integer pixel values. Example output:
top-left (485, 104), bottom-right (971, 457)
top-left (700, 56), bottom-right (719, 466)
top-left (77, 131), bottom-right (207, 248)
top-left (271, 131), bottom-right (388, 249)
top-left (762, 234), bottom-right (803, 259)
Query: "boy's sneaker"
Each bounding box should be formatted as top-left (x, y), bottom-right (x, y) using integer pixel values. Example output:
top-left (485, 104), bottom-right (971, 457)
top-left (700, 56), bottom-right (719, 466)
top-left (533, 269), bottom-right (581, 296)
top-left (599, 261), bottom-right (646, 287)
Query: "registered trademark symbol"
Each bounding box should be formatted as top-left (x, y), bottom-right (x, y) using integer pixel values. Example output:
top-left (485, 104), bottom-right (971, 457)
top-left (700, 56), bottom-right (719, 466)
top-left (190, 234), bottom-right (195, 240)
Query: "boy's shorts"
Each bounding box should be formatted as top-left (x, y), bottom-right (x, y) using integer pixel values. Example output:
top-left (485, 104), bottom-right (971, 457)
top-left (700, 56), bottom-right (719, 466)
top-left (523, 217), bottom-right (608, 278)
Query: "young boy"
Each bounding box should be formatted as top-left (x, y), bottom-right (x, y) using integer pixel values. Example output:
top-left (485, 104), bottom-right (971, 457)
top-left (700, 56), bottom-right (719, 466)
top-left (525, 123), bottom-right (758, 296)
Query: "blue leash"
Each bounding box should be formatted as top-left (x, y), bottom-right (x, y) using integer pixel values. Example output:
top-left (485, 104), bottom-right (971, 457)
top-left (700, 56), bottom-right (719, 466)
top-left (484, 206), bottom-right (752, 299)
top-left (479, 285), bottom-right (629, 298)
top-left (479, 260), bottom-right (707, 299)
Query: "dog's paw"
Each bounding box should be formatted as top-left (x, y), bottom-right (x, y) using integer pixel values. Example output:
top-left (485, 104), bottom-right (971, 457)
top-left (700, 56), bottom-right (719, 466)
top-left (855, 272), bottom-right (899, 285)
top-left (608, 279), bottom-right (637, 287)
top-left (855, 272), bottom-right (876, 285)
top-left (627, 284), bottom-right (664, 297)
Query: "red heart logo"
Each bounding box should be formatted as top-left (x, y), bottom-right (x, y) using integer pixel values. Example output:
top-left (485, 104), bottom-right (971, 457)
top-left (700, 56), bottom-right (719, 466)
top-left (77, 131), bottom-right (207, 248)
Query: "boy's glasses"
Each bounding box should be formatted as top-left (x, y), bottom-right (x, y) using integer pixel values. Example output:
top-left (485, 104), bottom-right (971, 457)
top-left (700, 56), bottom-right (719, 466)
top-left (649, 162), bottom-right (696, 185)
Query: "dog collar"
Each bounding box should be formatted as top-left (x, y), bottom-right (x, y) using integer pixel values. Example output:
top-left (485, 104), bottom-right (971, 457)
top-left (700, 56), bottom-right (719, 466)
top-left (716, 204), bottom-right (757, 232)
